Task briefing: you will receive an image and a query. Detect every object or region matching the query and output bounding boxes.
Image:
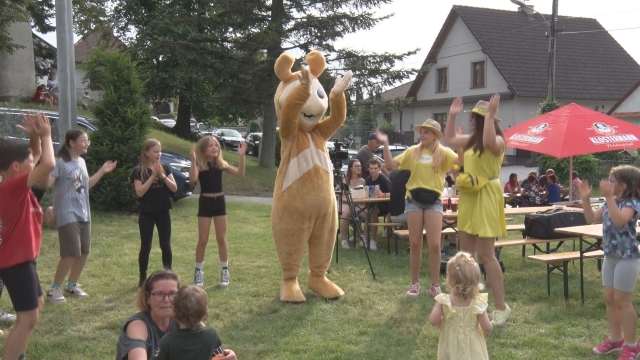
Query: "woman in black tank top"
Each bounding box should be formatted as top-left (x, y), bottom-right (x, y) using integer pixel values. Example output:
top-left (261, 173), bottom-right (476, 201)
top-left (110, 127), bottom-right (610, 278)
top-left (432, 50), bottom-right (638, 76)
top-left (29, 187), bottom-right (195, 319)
top-left (189, 136), bottom-right (246, 288)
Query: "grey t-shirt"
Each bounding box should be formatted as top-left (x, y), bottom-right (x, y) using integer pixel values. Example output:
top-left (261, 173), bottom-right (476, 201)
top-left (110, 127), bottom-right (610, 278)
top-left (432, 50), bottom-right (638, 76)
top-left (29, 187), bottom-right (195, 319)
top-left (116, 312), bottom-right (179, 360)
top-left (51, 157), bottom-right (90, 228)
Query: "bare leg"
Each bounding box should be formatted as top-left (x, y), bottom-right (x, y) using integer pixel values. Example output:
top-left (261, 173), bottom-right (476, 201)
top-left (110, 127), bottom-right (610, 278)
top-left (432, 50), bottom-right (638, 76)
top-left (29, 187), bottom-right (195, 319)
top-left (424, 211), bottom-right (443, 286)
top-left (407, 211), bottom-right (424, 283)
top-left (213, 216), bottom-right (228, 262)
top-left (53, 258), bottom-right (75, 285)
top-left (195, 217), bottom-right (213, 263)
top-left (67, 254), bottom-right (88, 283)
top-left (476, 236), bottom-right (507, 310)
top-left (604, 287), bottom-right (621, 339)
top-left (617, 290), bottom-right (637, 344)
top-left (2, 305), bottom-right (40, 360)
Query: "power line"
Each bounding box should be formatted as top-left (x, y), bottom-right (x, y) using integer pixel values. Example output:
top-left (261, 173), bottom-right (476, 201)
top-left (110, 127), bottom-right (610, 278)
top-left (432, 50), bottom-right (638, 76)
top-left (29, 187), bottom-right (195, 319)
top-left (560, 26), bottom-right (640, 35)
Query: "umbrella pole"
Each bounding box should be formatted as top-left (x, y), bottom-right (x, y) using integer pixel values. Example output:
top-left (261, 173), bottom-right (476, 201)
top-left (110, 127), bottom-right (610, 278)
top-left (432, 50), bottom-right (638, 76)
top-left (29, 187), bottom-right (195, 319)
top-left (569, 156), bottom-right (573, 201)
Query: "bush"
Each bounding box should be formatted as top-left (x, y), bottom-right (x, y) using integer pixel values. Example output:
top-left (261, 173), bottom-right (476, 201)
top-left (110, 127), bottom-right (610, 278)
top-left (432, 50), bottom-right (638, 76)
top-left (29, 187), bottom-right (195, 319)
top-left (82, 49), bottom-right (151, 212)
top-left (537, 153), bottom-right (615, 185)
top-left (248, 120), bottom-right (261, 133)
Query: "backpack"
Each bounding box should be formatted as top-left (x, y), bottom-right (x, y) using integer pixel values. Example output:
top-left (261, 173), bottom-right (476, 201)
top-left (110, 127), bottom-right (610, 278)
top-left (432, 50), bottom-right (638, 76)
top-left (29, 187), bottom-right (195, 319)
top-left (524, 209), bottom-right (587, 239)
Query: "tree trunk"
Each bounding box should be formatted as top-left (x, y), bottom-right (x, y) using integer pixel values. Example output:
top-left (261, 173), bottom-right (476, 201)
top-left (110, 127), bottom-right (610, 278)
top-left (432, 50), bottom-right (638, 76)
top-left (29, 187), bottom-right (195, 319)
top-left (258, 0), bottom-right (285, 169)
top-left (173, 89), bottom-right (192, 139)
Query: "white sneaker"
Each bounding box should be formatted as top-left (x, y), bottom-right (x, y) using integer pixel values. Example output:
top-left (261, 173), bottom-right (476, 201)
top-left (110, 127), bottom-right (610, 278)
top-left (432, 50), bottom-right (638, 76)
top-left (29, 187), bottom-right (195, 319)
top-left (0, 311), bottom-right (16, 324)
top-left (65, 284), bottom-right (89, 297)
top-left (220, 268), bottom-right (230, 287)
top-left (194, 268), bottom-right (204, 287)
top-left (47, 287), bottom-right (66, 303)
top-left (341, 240), bottom-right (350, 249)
top-left (369, 240), bottom-right (378, 251)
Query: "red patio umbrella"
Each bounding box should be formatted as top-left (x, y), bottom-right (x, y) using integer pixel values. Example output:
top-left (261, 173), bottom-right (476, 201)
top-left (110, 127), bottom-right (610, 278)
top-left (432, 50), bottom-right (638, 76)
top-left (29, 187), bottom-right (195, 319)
top-left (504, 103), bottom-right (640, 198)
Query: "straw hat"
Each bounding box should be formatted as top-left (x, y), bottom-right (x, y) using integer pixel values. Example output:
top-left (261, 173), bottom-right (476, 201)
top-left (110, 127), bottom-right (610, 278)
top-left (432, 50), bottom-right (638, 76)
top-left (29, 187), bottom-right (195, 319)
top-left (414, 119), bottom-right (443, 139)
top-left (465, 100), bottom-right (501, 122)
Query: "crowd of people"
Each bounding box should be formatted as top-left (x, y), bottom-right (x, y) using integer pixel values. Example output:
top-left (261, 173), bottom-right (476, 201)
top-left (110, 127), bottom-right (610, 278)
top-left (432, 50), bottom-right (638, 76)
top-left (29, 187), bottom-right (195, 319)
top-left (0, 112), bottom-right (238, 360)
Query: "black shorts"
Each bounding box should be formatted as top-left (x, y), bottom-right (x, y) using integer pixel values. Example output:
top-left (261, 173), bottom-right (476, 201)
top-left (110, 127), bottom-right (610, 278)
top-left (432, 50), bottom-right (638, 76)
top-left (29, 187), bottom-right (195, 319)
top-left (0, 260), bottom-right (43, 312)
top-left (375, 203), bottom-right (390, 217)
top-left (198, 194), bottom-right (227, 217)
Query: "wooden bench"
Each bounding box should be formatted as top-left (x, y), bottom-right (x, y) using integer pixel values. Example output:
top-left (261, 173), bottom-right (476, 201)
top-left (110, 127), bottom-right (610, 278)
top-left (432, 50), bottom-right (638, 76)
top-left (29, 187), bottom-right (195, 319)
top-left (528, 250), bottom-right (604, 300)
top-left (395, 224), bottom-right (526, 238)
top-left (364, 222), bottom-right (406, 254)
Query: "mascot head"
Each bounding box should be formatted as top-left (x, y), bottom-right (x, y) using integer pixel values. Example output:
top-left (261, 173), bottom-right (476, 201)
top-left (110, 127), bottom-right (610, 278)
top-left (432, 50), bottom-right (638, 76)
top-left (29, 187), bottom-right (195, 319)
top-left (274, 51), bottom-right (328, 132)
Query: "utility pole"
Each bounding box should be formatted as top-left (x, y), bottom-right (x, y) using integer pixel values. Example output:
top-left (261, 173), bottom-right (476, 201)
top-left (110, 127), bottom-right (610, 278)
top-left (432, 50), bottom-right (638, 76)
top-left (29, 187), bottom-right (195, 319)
top-left (548, 0), bottom-right (558, 100)
top-left (55, 0), bottom-right (77, 136)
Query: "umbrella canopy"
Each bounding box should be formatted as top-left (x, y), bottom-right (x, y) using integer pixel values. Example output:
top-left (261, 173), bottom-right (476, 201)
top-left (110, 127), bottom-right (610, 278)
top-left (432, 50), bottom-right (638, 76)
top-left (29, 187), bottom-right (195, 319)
top-left (504, 103), bottom-right (640, 158)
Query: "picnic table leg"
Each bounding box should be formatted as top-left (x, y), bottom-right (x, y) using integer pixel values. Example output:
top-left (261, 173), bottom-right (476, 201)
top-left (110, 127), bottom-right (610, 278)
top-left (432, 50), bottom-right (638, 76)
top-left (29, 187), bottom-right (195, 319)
top-left (546, 263), bottom-right (551, 297)
top-left (580, 236), bottom-right (585, 305)
top-left (563, 261), bottom-right (569, 301)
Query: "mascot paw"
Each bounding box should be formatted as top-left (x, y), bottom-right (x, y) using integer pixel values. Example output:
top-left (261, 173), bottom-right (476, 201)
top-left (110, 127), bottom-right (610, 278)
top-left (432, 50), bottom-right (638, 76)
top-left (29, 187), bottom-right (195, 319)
top-left (280, 278), bottom-right (306, 303)
top-left (332, 70), bottom-right (352, 94)
top-left (298, 66), bottom-right (311, 91)
top-left (307, 273), bottom-right (344, 300)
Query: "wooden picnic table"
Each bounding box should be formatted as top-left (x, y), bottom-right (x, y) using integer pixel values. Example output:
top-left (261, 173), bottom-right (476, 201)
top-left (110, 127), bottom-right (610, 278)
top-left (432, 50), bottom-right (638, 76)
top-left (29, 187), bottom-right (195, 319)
top-left (352, 197), bottom-right (391, 250)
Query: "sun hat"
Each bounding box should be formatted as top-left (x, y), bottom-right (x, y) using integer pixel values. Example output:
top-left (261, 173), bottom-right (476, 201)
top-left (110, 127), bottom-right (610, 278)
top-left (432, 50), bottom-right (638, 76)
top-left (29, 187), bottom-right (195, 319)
top-left (465, 100), bottom-right (501, 122)
top-left (414, 119), bottom-right (443, 139)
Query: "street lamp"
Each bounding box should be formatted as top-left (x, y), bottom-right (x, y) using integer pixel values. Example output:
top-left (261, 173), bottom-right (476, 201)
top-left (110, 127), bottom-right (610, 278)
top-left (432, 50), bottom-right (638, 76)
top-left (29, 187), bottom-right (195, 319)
top-left (510, 0), bottom-right (558, 100)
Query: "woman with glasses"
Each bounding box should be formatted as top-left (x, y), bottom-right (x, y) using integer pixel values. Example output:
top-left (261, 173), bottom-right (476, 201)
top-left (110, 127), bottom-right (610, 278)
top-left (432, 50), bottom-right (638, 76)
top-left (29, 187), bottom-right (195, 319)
top-left (116, 269), bottom-right (237, 360)
top-left (339, 159), bottom-right (367, 249)
top-left (41, 129), bottom-right (117, 303)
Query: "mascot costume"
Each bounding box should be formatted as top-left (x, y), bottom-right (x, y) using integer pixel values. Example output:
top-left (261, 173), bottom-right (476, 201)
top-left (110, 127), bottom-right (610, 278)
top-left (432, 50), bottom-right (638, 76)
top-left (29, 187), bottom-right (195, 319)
top-left (271, 50), bottom-right (352, 302)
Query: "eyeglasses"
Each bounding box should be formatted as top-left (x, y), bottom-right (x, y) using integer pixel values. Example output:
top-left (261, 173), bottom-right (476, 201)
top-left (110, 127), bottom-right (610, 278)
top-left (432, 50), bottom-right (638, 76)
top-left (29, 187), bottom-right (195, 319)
top-left (608, 177), bottom-right (618, 186)
top-left (353, 165), bottom-right (362, 168)
top-left (77, 140), bottom-right (91, 145)
top-left (150, 291), bottom-right (177, 302)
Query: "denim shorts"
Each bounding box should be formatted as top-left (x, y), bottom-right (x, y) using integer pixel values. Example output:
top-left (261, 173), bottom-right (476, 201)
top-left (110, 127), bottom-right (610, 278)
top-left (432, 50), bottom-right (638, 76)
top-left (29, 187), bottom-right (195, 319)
top-left (404, 198), bottom-right (443, 214)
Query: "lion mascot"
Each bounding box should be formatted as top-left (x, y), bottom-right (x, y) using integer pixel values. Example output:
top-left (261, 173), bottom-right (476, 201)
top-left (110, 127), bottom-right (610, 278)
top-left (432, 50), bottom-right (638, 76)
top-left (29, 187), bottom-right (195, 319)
top-left (271, 50), bottom-right (352, 302)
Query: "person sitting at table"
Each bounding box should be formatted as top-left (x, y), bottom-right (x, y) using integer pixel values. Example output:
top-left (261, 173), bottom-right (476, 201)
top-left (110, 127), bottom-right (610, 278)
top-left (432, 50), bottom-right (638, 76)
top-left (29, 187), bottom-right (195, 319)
top-left (521, 171), bottom-right (538, 189)
top-left (570, 171), bottom-right (582, 201)
top-left (388, 168), bottom-right (410, 226)
top-left (542, 174), bottom-right (562, 204)
top-left (339, 159), bottom-right (367, 249)
top-left (364, 157), bottom-right (392, 251)
top-left (503, 173), bottom-right (521, 207)
top-left (521, 174), bottom-right (544, 206)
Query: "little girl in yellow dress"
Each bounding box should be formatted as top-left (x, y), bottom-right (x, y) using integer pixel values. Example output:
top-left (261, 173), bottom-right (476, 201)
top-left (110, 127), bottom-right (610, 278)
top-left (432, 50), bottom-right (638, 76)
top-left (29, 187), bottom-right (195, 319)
top-left (429, 252), bottom-right (493, 360)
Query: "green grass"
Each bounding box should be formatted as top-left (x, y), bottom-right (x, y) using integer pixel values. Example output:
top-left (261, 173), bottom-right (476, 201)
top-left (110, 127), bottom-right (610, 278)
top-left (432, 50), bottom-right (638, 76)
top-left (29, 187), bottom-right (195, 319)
top-left (0, 203), bottom-right (627, 360)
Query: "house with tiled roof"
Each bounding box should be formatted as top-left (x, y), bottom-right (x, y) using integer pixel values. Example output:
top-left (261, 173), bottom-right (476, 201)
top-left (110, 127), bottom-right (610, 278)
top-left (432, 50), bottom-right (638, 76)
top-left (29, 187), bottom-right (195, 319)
top-left (607, 79), bottom-right (640, 124)
top-left (73, 31), bottom-right (122, 103)
top-left (399, 5), bottom-right (640, 164)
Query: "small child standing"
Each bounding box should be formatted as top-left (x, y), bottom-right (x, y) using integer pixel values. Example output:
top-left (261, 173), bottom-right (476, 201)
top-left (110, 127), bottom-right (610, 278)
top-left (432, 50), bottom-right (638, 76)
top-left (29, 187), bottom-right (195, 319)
top-left (153, 285), bottom-right (227, 360)
top-left (581, 166), bottom-right (640, 359)
top-left (428, 252), bottom-right (492, 360)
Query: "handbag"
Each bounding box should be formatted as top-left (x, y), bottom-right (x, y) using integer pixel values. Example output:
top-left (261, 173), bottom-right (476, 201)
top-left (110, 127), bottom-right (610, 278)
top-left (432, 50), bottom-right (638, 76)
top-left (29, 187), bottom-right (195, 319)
top-left (455, 173), bottom-right (498, 193)
top-left (409, 188), bottom-right (440, 205)
top-left (350, 185), bottom-right (366, 199)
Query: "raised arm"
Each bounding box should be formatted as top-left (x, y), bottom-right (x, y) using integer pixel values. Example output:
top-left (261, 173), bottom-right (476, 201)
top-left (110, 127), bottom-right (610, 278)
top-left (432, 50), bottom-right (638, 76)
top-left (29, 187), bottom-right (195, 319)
top-left (316, 71), bottom-right (352, 139)
top-left (225, 142), bottom-right (246, 177)
top-left (189, 146), bottom-right (200, 184)
top-left (27, 113), bottom-right (55, 188)
top-left (89, 160), bottom-right (117, 189)
top-left (444, 97), bottom-right (471, 149)
top-left (279, 67), bottom-right (311, 141)
top-left (375, 129), bottom-right (399, 170)
top-left (579, 180), bottom-right (603, 224)
top-left (17, 113), bottom-right (42, 164)
top-left (482, 94), bottom-right (505, 156)
top-left (600, 179), bottom-right (634, 227)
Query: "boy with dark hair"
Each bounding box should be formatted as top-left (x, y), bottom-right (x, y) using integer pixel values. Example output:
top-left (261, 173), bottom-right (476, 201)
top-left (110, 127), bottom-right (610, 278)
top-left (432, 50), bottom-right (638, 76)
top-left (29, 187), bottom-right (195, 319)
top-left (364, 157), bottom-right (392, 251)
top-left (0, 112), bottom-right (55, 360)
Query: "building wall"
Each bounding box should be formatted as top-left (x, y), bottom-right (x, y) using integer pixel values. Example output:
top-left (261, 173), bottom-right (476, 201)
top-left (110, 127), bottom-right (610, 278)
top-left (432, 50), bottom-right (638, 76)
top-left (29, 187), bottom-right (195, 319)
top-left (75, 68), bottom-right (103, 104)
top-left (415, 17), bottom-right (510, 102)
top-left (614, 87), bottom-right (640, 113)
top-left (0, 21), bottom-right (37, 102)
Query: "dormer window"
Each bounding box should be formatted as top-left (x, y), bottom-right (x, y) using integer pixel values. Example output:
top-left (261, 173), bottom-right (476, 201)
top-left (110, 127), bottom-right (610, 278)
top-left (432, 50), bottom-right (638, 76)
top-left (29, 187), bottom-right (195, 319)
top-left (437, 67), bottom-right (448, 93)
top-left (472, 61), bottom-right (485, 88)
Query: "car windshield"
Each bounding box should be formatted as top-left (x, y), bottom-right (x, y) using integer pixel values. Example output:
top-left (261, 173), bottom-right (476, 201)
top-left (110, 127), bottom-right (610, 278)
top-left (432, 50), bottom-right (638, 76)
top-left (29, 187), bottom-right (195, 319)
top-left (221, 129), bottom-right (241, 137)
top-left (199, 124), bottom-right (213, 131)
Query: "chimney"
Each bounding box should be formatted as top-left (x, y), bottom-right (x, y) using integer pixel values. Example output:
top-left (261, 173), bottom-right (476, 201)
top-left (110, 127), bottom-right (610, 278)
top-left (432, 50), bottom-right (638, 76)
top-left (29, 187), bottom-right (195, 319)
top-left (518, 5), bottom-right (536, 20)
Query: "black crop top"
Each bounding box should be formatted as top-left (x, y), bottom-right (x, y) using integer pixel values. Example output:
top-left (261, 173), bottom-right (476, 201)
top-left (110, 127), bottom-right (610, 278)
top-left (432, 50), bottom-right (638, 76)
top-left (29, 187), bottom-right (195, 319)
top-left (199, 163), bottom-right (223, 193)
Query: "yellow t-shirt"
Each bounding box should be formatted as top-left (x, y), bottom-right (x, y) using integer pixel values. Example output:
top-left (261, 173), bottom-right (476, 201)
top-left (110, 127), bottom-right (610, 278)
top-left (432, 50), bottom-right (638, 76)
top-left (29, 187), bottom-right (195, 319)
top-left (394, 145), bottom-right (458, 198)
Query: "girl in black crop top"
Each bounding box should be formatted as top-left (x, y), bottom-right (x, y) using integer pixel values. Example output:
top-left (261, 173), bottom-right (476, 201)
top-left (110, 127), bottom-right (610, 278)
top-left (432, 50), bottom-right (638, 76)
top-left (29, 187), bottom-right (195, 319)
top-left (189, 135), bottom-right (246, 288)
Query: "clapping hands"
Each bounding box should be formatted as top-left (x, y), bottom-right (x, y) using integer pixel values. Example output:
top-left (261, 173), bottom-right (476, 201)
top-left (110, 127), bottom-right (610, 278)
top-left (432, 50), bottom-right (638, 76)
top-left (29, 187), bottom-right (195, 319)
top-left (18, 112), bottom-right (51, 137)
top-left (578, 180), bottom-right (592, 199)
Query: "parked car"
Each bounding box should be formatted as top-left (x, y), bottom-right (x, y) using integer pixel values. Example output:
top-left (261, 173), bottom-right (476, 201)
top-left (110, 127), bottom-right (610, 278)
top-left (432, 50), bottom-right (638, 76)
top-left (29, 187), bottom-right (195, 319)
top-left (213, 128), bottom-right (244, 150)
top-left (246, 132), bottom-right (262, 156)
top-left (0, 108), bottom-right (192, 201)
top-left (159, 119), bottom-right (176, 128)
top-left (374, 144), bottom-right (408, 159)
top-left (197, 123), bottom-right (217, 137)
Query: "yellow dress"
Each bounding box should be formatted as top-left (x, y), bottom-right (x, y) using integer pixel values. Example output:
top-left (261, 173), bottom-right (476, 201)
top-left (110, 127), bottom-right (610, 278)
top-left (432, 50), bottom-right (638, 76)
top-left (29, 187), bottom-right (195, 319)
top-left (458, 148), bottom-right (506, 238)
top-left (435, 293), bottom-right (489, 360)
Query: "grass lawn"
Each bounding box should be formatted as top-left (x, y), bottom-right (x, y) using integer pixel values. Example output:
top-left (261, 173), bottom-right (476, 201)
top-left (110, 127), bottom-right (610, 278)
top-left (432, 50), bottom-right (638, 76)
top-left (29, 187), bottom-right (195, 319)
top-left (0, 199), bottom-right (626, 360)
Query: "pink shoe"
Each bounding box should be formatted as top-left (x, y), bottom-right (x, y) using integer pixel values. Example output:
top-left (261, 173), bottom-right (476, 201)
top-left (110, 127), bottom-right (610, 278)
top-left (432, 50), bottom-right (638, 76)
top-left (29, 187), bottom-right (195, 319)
top-left (430, 284), bottom-right (442, 297)
top-left (593, 338), bottom-right (624, 355)
top-left (618, 343), bottom-right (640, 360)
top-left (407, 282), bottom-right (420, 296)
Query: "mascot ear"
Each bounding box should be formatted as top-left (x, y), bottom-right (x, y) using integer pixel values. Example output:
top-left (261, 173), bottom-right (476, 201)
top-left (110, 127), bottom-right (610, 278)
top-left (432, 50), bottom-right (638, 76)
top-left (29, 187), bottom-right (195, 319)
top-left (306, 51), bottom-right (326, 79)
top-left (275, 53), bottom-right (296, 83)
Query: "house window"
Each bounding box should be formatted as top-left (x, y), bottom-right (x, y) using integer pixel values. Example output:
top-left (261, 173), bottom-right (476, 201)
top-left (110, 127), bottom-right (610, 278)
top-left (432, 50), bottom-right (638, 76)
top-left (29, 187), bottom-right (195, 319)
top-left (472, 61), bottom-right (485, 88)
top-left (433, 112), bottom-right (447, 133)
top-left (383, 112), bottom-right (392, 123)
top-left (437, 67), bottom-right (448, 92)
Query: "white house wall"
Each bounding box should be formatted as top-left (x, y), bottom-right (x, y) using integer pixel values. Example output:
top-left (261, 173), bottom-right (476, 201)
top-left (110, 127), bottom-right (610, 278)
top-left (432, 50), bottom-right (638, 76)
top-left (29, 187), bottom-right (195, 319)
top-left (416, 17), bottom-right (510, 102)
top-left (75, 68), bottom-right (103, 104)
top-left (614, 86), bottom-right (640, 113)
